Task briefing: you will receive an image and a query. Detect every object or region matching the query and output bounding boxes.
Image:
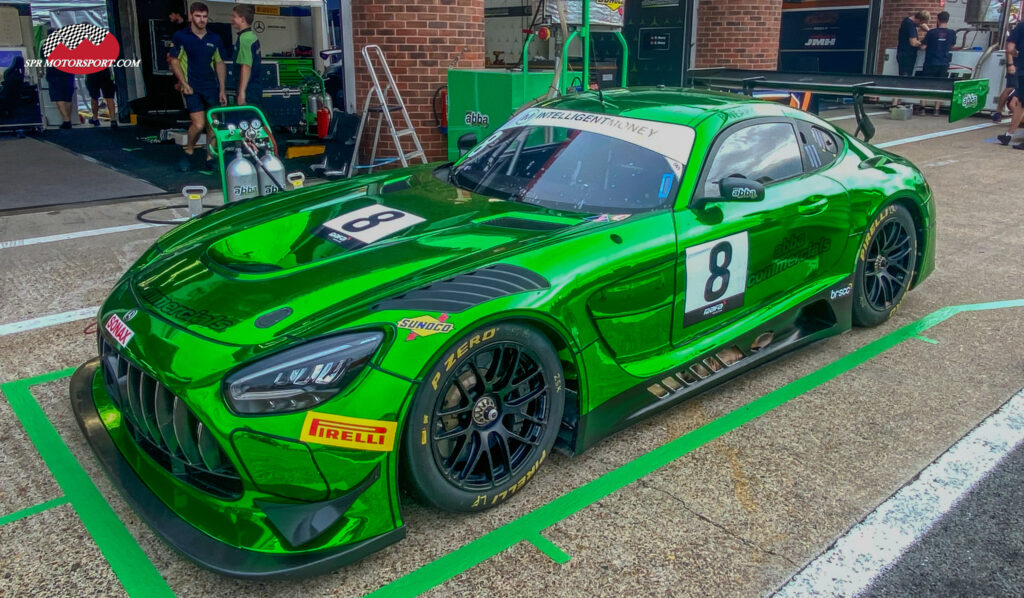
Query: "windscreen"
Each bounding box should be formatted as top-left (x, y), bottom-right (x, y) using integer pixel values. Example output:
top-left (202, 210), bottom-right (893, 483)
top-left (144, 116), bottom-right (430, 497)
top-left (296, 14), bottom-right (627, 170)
top-left (450, 108), bottom-right (696, 214)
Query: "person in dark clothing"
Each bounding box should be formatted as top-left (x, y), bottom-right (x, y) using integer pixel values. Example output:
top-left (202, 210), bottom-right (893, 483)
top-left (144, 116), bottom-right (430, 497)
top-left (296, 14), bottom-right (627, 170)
top-left (892, 10), bottom-right (930, 108)
top-left (0, 55), bottom-right (25, 116)
top-left (231, 4), bottom-right (262, 108)
top-left (85, 67), bottom-right (118, 128)
top-left (995, 20), bottom-right (1024, 121)
top-left (921, 11), bottom-right (955, 78)
top-left (45, 65), bottom-right (75, 129)
top-left (169, 1), bottom-right (227, 171)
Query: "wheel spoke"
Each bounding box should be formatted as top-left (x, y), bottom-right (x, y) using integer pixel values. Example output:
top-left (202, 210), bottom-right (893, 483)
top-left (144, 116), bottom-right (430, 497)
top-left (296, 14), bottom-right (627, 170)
top-left (506, 384), bottom-right (546, 408)
top-left (437, 402), bottom-right (473, 417)
top-left (434, 424), bottom-right (471, 443)
top-left (457, 433), bottom-right (484, 481)
top-left (887, 245), bottom-right (912, 263)
top-left (503, 427), bottom-right (539, 447)
top-left (488, 433), bottom-right (511, 482)
top-left (467, 359), bottom-right (488, 395)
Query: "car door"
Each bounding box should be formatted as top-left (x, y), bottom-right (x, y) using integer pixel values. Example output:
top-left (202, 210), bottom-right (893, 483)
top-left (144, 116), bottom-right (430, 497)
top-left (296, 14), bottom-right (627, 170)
top-left (671, 117), bottom-right (850, 347)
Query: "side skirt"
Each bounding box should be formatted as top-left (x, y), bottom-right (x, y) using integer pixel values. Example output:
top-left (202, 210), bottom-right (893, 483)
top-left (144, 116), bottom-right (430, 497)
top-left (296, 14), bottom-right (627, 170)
top-left (575, 278), bottom-right (853, 453)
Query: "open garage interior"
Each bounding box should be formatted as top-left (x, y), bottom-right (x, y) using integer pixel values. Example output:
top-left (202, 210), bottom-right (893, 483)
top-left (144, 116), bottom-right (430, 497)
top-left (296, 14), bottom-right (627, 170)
top-left (3, 1), bottom-right (1024, 597)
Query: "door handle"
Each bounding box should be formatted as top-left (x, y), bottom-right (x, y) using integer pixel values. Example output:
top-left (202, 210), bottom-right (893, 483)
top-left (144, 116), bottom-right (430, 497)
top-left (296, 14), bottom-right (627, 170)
top-left (797, 196), bottom-right (829, 215)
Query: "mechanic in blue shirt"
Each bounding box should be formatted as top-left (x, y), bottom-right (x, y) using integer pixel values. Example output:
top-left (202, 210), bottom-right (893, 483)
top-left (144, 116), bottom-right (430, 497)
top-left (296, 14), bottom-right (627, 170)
top-left (231, 4), bottom-right (263, 108)
top-left (921, 12), bottom-right (956, 78)
top-left (896, 10), bottom-right (929, 77)
top-left (892, 10), bottom-right (930, 109)
top-left (169, 1), bottom-right (227, 171)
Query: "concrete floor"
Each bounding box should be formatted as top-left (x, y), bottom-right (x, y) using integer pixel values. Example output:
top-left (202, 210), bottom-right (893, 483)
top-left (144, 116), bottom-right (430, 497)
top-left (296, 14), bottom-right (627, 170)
top-left (1, 106), bottom-right (1022, 597)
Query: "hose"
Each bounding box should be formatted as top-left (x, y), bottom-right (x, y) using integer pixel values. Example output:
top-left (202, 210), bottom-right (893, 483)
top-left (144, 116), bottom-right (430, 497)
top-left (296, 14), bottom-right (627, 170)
top-left (136, 204), bottom-right (217, 225)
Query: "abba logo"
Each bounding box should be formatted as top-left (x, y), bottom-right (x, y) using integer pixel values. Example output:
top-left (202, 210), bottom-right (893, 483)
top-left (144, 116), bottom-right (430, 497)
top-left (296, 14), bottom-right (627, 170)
top-left (299, 412), bottom-right (397, 452)
top-left (465, 111), bottom-right (490, 127)
top-left (397, 313), bottom-right (454, 341)
top-left (42, 24), bottom-right (121, 75)
top-left (731, 187), bottom-right (757, 199)
top-left (105, 314), bottom-right (134, 347)
top-left (831, 284), bottom-right (853, 300)
top-left (961, 93), bottom-right (978, 108)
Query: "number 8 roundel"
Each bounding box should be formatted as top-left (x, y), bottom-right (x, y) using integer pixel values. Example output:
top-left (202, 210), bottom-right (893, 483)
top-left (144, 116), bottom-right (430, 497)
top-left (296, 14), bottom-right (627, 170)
top-left (683, 231), bottom-right (749, 326)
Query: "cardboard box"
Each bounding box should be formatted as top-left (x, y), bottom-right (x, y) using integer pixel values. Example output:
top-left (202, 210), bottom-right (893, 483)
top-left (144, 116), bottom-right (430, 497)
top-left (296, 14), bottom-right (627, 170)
top-left (889, 105), bottom-right (913, 120)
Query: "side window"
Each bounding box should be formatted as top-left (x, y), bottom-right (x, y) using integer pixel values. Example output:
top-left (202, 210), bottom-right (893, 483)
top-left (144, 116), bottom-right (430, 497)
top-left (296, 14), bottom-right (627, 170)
top-left (701, 122), bottom-right (804, 198)
top-left (800, 124), bottom-right (843, 171)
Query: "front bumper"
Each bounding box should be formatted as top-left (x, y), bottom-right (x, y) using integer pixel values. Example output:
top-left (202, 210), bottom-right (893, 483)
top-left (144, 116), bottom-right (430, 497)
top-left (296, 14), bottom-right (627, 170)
top-left (70, 359), bottom-right (406, 579)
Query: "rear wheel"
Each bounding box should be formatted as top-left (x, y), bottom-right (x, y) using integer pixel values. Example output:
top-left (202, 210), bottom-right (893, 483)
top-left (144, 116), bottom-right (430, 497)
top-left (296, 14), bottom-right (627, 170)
top-left (852, 203), bottom-right (918, 327)
top-left (402, 323), bottom-right (564, 512)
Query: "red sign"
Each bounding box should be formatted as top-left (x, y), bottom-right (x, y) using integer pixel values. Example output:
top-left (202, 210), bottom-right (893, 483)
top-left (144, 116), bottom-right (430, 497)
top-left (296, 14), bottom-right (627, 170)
top-left (42, 23), bottom-right (120, 75)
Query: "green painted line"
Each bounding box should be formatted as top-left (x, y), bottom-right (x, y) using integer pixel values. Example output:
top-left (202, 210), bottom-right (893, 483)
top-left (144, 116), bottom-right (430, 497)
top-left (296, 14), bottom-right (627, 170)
top-left (0, 496), bottom-right (69, 527)
top-left (528, 533), bottom-right (571, 564)
top-left (914, 335), bottom-right (940, 345)
top-left (1, 372), bottom-right (175, 598)
top-left (367, 299), bottom-right (1024, 597)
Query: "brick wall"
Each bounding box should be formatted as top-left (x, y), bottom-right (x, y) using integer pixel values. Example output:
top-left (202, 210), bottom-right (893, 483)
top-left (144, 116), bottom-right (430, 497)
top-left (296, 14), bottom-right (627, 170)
top-left (351, 0), bottom-right (485, 164)
top-left (693, 0), bottom-right (783, 69)
top-left (876, 1), bottom-right (945, 72)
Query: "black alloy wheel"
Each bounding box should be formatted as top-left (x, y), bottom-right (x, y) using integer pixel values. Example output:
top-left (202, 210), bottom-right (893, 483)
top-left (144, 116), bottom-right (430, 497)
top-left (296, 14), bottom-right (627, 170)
top-left (852, 203), bottom-right (918, 327)
top-left (403, 323), bottom-right (564, 512)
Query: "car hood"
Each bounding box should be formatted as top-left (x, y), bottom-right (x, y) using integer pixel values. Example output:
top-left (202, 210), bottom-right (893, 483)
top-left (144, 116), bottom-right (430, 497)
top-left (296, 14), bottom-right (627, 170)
top-left (128, 167), bottom-right (589, 345)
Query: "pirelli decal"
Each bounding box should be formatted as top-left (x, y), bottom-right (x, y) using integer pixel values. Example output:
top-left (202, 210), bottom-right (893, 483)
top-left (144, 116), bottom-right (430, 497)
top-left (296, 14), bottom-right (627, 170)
top-left (300, 412), bottom-right (397, 452)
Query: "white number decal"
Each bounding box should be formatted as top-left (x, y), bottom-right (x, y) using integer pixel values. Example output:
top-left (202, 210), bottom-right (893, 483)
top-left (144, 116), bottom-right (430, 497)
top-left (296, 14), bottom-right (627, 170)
top-left (683, 231), bottom-right (749, 326)
top-left (322, 204), bottom-right (425, 245)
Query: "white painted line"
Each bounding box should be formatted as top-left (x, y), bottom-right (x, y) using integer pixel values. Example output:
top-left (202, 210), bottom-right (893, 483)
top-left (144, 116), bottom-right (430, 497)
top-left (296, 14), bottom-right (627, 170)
top-left (0, 223), bottom-right (167, 250)
top-left (875, 122), bottom-right (999, 148)
top-left (773, 388), bottom-right (1024, 598)
top-left (826, 111), bottom-right (888, 122)
top-left (0, 307), bottom-right (100, 337)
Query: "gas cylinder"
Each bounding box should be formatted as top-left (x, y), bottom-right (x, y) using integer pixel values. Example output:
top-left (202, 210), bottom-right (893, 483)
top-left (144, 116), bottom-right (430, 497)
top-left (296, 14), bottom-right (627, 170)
top-left (258, 147), bottom-right (287, 196)
top-left (317, 105), bottom-right (331, 138)
top-left (226, 148), bottom-right (258, 201)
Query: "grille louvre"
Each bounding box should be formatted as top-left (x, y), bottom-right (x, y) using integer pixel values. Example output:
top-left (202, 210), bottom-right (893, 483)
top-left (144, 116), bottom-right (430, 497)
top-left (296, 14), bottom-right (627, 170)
top-left (99, 337), bottom-right (241, 498)
top-left (375, 263), bottom-right (550, 313)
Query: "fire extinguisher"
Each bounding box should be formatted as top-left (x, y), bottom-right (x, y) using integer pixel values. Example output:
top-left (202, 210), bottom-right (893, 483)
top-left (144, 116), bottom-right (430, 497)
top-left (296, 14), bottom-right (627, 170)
top-left (316, 104), bottom-right (330, 139)
top-left (433, 86), bottom-right (448, 134)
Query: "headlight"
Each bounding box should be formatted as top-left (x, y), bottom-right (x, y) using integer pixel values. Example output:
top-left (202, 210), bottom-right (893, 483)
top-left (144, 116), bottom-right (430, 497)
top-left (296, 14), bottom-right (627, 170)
top-left (224, 331), bottom-right (384, 415)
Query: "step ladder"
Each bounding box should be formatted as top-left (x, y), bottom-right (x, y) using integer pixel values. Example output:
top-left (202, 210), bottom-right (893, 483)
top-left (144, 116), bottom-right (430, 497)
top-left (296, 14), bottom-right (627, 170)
top-left (347, 45), bottom-right (427, 177)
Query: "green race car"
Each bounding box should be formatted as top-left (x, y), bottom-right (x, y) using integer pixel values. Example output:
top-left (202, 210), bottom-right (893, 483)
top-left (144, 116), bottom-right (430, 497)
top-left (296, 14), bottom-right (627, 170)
top-left (71, 88), bottom-right (934, 577)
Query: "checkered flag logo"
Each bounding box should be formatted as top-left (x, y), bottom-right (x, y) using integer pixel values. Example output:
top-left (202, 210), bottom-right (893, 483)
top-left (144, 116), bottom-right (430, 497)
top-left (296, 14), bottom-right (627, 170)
top-left (42, 23), bottom-right (110, 58)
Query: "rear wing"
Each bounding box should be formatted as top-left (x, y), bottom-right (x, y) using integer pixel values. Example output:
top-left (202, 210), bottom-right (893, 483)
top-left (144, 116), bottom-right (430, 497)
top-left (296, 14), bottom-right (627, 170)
top-left (687, 68), bottom-right (989, 142)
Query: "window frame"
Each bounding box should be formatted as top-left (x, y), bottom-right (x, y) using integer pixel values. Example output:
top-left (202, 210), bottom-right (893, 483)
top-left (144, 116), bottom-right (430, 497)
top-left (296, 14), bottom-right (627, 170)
top-left (690, 117), bottom-right (810, 208)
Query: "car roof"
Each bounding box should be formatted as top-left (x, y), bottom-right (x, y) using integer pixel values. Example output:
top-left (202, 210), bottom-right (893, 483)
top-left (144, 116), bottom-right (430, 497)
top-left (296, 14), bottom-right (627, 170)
top-left (538, 87), bottom-right (796, 128)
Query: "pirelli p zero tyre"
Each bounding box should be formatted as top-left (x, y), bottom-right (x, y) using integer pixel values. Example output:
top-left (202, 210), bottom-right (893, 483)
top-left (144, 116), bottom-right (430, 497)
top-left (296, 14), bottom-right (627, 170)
top-left (852, 203), bottom-right (918, 327)
top-left (402, 323), bottom-right (564, 512)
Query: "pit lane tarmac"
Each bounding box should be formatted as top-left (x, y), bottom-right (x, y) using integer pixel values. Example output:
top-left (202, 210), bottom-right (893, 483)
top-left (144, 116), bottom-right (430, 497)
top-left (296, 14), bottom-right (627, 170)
top-left (1, 108), bottom-right (1023, 597)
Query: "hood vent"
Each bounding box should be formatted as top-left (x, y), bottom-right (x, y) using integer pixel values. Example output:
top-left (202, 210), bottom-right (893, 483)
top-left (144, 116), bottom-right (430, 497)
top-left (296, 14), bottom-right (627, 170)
top-left (481, 217), bottom-right (573, 232)
top-left (375, 263), bottom-right (549, 313)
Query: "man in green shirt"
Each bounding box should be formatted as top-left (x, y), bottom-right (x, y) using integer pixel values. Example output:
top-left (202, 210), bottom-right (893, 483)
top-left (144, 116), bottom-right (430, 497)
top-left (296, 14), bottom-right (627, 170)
top-left (231, 4), bottom-right (262, 107)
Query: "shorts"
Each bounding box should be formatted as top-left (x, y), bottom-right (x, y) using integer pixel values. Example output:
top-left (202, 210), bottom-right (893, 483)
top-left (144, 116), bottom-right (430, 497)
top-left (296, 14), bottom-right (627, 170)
top-left (86, 72), bottom-right (116, 100)
top-left (921, 65), bottom-right (949, 79)
top-left (897, 53), bottom-right (917, 77)
top-left (1006, 73), bottom-right (1019, 92)
top-left (46, 70), bottom-right (74, 102)
top-left (184, 87), bottom-right (218, 114)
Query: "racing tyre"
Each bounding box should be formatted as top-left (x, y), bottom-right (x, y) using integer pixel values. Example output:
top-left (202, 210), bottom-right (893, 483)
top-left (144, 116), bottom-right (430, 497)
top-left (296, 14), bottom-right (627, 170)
top-left (852, 203), bottom-right (918, 327)
top-left (403, 323), bottom-right (564, 512)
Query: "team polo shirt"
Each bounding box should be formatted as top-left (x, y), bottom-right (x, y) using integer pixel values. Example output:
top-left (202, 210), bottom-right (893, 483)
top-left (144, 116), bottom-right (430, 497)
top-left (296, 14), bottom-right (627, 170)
top-left (1009, 22), bottom-right (1024, 67)
top-left (233, 28), bottom-right (263, 98)
top-left (170, 27), bottom-right (225, 93)
top-left (897, 17), bottom-right (918, 58)
top-left (923, 26), bottom-right (955, 66)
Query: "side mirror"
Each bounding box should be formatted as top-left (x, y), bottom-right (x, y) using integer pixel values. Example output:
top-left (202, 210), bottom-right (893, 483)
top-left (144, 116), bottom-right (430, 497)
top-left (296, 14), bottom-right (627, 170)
top-left (719, 176), bottom-right (765, 202)
top-left (457, 133), bottom-right (477, 157)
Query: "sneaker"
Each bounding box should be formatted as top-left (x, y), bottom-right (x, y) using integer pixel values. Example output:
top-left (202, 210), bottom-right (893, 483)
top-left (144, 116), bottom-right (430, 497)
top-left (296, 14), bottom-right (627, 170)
top-left (59, 121), bottom-right (72, 129)
top-left (998, 134), bottom-right (1012, 145)
top-left (992, 111), bottom-right (1005, 122)
top-left (110, 120), bottom-right (119, 129)
top-left (202, 158), bottom-right (217, 172)
top-left (178, 154), bottom-right (193, 172)
top-left (1013, 141), bottom-right (1024, 150)
top-left (89, 118), bottom-right (100, 126)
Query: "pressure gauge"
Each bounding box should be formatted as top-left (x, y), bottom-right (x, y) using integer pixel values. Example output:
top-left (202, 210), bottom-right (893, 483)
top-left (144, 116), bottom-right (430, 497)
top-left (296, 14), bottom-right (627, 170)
top-left (239, 120), bottom-right (249, 131)
top-left (250, 119), bottom-right (262, 130)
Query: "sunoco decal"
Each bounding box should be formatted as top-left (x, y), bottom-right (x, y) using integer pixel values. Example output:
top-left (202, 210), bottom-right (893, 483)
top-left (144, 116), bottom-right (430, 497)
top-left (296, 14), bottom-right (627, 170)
top-left (300, 412), bottom-right (397, 452)
top-left (105, 314), bottom-right (134, 347)
top-left (398, 313), bottom-right (454, 341)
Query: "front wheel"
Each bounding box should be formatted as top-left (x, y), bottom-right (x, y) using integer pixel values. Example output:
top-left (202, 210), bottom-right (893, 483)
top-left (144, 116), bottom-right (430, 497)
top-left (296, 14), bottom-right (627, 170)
top-left (402, 323), bottom-right (564, 512)
top-left (852, 203), bottom-right (918, 327)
